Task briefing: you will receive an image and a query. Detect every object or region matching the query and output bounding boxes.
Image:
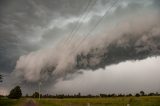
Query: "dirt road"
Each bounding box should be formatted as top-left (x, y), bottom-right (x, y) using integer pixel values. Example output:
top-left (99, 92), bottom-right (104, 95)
top-left (24, 100), bottom-right (37, 106)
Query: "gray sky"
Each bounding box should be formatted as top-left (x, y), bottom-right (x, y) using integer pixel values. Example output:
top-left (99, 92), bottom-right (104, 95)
top-left (0, 0), bottom-right (160, 95)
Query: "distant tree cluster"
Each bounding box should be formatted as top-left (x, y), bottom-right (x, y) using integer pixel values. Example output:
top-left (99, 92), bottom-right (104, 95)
top-left (23, 91), bottom-right (160, 99)
top-left (99, 91), bottom-right (160, 98)
top-left (32, 92), bottom-right (42, 98)
top-left (32, 92), bottom-right (39, 98)
top-left (29, 92), bottom-right (97, 99)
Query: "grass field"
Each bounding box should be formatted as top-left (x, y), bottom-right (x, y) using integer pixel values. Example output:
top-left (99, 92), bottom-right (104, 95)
top-left (35, 96), bottom-right (160, 106)
top-left (0, 98), bottom-right (26, 106)
top-left (1, 96), bottom-right (160, 106)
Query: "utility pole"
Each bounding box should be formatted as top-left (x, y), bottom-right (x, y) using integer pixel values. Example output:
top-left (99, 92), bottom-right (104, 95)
top-left (39, 81), bottom-right (42, 101)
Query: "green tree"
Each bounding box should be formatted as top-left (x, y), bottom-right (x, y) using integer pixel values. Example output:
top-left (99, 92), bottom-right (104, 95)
top-left (135, 93), bottom-right (140, 97)
top-left (8, 86), bottom-right (22, 99)
top-left (32, 92), bottom-right (39, 98)
top-left (140, 91), bottom-right (145, 96)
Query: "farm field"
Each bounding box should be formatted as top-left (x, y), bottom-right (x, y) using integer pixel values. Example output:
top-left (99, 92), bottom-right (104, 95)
top-left (0, 98), bottom-right (26, 106)
top-left (35, 96), bottom-right (160, 106)
top-left (1, 96), bottom-right (160, 106)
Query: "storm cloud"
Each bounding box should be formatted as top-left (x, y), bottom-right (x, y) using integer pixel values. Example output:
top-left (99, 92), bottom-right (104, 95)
top-left (1, 0), bottom-right (160, 95)
top-left (13, 6), bottom-right (160, 83)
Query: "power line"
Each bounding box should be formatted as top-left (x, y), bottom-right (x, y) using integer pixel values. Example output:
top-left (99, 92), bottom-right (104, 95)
top-left (53, 0), bottom-right (120, 74)
top-left (64, 0), bottom-right (97, 46)
top-left (70, 0), bottom-right (120, 55)
top-left (61, 0), bottom-right (96, 47)
top-left (61, 0), bottom-right (91, 45)
top-left (57, 0), bottom-right (120, 75)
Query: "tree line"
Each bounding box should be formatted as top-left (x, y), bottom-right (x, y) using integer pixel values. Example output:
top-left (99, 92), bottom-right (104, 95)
top-left (29, 91), bottom-right (160, 99)
top-left (1, 85), bottom-right (160, 99)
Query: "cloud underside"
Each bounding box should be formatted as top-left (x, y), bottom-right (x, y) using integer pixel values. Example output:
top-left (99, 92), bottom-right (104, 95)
top-left (51, 56), bottom-right (160, 95)
top-left (14, 9), bottom-right (160, 83)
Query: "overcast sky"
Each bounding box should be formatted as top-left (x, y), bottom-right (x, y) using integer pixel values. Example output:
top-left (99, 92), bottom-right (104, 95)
top-left (0, 0), bottom-right (160, 95)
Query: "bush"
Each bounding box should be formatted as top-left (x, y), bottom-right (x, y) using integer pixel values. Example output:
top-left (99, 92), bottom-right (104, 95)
top-left (135, 93), bottom-right (140, 97)
top-left (8, 86), bottom-right (22, 99)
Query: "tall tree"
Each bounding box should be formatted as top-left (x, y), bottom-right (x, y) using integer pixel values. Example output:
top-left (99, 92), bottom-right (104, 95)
top-left (8, 86), bottom-right (22, 99)
top-left (140, 91), bottom-right (145, 96)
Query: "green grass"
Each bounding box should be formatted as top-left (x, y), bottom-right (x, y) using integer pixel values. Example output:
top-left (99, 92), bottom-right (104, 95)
top-left (1, 96), bottom-right (160, 106)
top-left (0, 98), bottom-right (25, 106)
top-left (35, 96), bottom-right (160, 106)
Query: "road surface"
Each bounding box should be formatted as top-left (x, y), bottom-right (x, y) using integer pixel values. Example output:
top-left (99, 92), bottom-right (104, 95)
top-left (24, 100), bottom-right (37, 106)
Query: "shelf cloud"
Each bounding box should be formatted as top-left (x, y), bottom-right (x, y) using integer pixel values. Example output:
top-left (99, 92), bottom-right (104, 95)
top-left (13, 8), bottom-right (160, 83)
top-left (1, 0), bottom-right (160, 95)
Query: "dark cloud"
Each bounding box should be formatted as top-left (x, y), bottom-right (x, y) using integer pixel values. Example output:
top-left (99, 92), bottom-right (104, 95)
top-left (13, 6), bottom-right (160, 83)
top-left (154, 0), bottom-right (160, 7)
top-left (0, 0), bottom-right (71, 72)
top-left (0, 0), bottom-right (104, 73)
top-left (77, 33), bottom-right (160, 70)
